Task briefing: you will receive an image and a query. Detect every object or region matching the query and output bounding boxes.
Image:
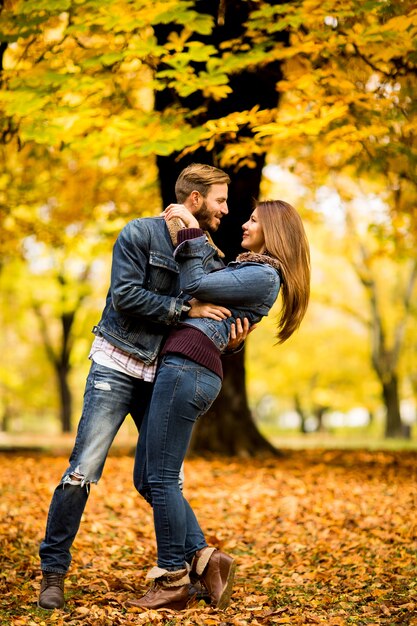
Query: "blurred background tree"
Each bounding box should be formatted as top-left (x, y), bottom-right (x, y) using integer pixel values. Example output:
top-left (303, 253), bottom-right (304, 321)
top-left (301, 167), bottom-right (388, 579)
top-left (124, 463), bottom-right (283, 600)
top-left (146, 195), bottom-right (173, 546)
top-left (0, 0), bottom-right (416, 449)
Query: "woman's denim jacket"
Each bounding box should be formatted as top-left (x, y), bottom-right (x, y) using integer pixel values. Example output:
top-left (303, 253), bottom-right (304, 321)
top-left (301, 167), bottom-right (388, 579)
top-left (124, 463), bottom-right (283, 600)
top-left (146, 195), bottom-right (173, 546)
top-left (174, 235), bottom-right (281, 353)
top-left (93, 218), bottom-right (224, 364)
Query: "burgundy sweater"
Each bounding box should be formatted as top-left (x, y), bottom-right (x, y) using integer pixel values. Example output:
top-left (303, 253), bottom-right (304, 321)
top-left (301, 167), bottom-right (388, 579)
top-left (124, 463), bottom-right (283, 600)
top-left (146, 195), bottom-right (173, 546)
top-left (161, 326), bottom-right (223, 379)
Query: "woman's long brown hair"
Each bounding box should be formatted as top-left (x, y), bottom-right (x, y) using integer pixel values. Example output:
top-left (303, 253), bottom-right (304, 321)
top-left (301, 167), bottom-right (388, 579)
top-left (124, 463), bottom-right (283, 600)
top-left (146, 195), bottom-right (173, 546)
top-left (257, 200), bottom-right (311, 343)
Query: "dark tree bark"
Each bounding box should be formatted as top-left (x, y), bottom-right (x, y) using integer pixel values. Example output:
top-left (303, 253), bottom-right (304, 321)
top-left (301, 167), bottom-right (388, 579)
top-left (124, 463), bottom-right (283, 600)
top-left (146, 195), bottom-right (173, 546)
top-left (0, 404), bottom-right (12, 432)
top-left (294, 393), bottom-right (309, 434)
top-left (56, 365), bottom-right (72, 433)
top-left (383, 374), bottom-right (404, 439)
top-left (56, 311), bottom-right (75, 433)
top-left (155, 1), bottom-right (285, 456)
top-left (314, 405), bottom-right (328, 433)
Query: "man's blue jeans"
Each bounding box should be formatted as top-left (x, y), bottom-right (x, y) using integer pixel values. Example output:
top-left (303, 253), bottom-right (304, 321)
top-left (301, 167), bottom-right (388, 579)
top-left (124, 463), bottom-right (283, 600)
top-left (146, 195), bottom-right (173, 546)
top-left (134, 354), bottom-right (222, 571)
top-left (39, 361), bottom-right (153, 573)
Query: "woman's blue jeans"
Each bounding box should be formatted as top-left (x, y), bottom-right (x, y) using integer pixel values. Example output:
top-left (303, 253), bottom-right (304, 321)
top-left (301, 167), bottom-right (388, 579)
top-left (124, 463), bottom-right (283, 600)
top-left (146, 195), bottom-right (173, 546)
top-left (39, 361), bottom-right (153, 573)
top-left (134, 354), bottom-right (222, 570)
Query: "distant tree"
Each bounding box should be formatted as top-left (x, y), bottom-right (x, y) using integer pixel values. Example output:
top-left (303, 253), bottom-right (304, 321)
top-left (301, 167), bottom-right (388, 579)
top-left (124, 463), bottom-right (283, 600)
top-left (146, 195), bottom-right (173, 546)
top-left (344, 209), bottom-right (417, 438)
top-left (32, 268), bottom-right (92, 432)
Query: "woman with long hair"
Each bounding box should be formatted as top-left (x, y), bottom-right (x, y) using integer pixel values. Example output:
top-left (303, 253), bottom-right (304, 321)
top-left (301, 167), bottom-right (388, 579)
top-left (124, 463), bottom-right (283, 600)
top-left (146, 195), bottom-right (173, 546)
top-left (128, 199), bottom-right (311, 612)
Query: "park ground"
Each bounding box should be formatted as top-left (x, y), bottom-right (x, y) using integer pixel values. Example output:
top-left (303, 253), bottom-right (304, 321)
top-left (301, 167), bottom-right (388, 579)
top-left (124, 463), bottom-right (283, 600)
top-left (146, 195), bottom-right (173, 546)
top-left (1, 447), bottom-right (416, 626)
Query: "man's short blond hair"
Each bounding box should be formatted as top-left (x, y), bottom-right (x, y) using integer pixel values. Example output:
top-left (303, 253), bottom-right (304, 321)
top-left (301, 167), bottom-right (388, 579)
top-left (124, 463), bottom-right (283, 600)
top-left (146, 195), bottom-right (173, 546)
top-left (175, 163), bottom-right (230, 203)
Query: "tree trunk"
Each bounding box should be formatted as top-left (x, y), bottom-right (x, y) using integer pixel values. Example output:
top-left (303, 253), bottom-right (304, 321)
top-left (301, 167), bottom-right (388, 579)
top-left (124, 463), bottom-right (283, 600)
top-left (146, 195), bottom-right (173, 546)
top-left (154, 1), bottom-right (284, 455)
top-left (57, 364), bottom-right (72, 433)
top-left (314, 405), bottom-right (328, 433)
top-left (34, 303), bottom-right (76, 433)
top-left (56, 310), bottom-right (75, 432)
top-left (1, 404), bottom-right (12, 432)
top-left (294, 393), bottom-right (309, 434)
top-left (382, 373), bottom-right (403, 438)
top-left (350, 230), bottom-right (417, 441)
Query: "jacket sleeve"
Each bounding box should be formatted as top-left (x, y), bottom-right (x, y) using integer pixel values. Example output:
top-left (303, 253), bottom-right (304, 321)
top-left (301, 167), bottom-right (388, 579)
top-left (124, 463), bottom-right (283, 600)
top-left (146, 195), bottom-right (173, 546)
top-left (175, 236), bottom-right (278, 306)
top-left (110, 220), bottom-right (186, 325)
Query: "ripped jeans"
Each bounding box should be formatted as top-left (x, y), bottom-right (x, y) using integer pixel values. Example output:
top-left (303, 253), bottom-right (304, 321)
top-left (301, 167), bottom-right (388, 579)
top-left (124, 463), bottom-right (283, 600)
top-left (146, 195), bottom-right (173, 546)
top-left (39, 361), bottom-right (153, 573)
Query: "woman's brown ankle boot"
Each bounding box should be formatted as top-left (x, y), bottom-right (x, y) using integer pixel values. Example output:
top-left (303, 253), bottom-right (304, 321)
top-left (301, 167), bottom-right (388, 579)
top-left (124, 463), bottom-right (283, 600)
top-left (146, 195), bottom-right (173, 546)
top-left (191, 547), bottom-right (236, 609)
top-left (127, 567), bottom-right (192, 611)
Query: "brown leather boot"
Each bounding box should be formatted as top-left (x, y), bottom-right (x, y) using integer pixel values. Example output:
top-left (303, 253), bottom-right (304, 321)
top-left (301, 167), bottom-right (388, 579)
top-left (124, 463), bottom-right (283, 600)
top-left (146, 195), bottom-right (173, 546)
top-left (192, 547), bottom-right (236, 609)
top-left (127, 567), bottom-right (193, 611)
top-left (38, 572), bottom-right (65, 609)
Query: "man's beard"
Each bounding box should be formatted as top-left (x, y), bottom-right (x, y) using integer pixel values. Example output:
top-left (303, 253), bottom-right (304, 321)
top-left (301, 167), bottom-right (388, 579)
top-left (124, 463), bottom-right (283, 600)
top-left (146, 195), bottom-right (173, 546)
top-left (194, 200), bottom-right (218, 232)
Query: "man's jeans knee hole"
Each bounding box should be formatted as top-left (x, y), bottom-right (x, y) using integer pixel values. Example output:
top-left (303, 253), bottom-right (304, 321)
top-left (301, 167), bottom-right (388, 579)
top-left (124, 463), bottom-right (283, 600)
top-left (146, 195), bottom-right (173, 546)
top-left (62, 472), bottom-right (91, 491)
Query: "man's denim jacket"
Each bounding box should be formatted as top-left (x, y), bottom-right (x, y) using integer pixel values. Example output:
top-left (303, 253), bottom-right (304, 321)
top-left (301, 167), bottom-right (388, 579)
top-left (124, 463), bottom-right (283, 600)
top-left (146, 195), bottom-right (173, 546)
top-left (93, 218), bottom-right (224, 364)
top-left (174, 235), bottom-right (281, 353)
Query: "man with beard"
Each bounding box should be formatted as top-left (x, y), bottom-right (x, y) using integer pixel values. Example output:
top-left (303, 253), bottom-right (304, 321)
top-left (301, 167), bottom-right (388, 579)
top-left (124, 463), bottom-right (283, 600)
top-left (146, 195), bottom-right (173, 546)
top-left (38, 163), bottom-right (249, 610)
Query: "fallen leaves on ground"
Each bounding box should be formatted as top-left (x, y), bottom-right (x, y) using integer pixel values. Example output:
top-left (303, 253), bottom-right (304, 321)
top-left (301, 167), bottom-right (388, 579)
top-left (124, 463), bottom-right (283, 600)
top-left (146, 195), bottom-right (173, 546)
top-left (1, 449), bottom-right (416, 625)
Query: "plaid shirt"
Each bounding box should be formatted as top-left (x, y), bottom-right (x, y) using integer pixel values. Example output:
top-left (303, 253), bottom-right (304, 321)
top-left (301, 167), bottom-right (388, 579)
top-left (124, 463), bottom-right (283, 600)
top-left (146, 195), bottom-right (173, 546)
top-left (89, 335), bottom-right (157, 382)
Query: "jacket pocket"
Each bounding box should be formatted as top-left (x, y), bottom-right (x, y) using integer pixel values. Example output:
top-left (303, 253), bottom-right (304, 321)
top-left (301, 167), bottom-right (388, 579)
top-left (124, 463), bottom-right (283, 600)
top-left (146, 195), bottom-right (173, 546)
top-left (147, 251), bottom-right (179, 294)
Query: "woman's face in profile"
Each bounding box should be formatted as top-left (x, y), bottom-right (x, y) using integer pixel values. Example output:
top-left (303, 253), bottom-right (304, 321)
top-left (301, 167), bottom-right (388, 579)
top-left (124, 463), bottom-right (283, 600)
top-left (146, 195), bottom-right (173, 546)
top-left (241, 208), bottom-right (265, 254)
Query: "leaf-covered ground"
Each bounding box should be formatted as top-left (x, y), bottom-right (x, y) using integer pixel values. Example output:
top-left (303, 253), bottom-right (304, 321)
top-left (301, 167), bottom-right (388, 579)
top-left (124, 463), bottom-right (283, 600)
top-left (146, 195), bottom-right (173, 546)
top-left (1, 449), bottom-right (416, 625)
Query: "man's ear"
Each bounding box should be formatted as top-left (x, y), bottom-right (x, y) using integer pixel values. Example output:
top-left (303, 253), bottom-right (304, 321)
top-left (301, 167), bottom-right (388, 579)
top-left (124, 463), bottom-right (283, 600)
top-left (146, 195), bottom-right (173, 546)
top-left (189, 190), bottom-right (201, 211)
